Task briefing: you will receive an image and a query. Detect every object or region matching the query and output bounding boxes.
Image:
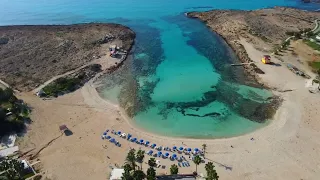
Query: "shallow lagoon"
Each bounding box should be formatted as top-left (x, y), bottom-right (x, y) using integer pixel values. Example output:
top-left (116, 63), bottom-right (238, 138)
top-left (1, 0), bottom-right (319, 138)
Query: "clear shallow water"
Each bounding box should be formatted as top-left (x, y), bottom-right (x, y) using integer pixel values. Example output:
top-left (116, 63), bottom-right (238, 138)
top-left (1, 0), bottom-right (319, 138)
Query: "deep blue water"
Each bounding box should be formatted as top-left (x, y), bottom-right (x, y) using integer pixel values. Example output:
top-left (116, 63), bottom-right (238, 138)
top-left (1, 0), bottom-right (319, 138)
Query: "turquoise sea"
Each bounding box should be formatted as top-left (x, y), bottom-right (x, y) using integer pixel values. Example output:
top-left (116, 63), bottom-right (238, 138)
top-left (1, 0), bottom-right (319, 138)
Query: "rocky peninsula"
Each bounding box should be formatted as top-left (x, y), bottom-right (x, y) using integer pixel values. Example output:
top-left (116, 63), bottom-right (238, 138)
top-left (0, 23), bottom-right (135, 91)
top-left (187, 7), bottom-right (320, 81)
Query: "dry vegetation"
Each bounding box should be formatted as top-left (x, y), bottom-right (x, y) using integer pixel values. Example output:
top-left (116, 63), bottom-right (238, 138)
top-left (189, 7), bottom-right (319, 46)
top-left (188, 7), bottom-right (320, 78)
top-left (0, 23), bottom-right (135, 91)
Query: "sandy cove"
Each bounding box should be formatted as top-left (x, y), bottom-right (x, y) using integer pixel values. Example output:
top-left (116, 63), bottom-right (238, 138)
top-left (16, 35), bottom-right (320, 180)
top-left (14, 8), bottom-right (320, 180)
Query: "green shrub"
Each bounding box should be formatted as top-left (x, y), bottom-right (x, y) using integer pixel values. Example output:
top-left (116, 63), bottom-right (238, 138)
top-left (285, 31), bottom-right (295, 36)
top-left (0, 88), bottom-right (29, 137)
top-left (43, 77), bottom-right (81, 97)
top-left (304, 40), bottom-right (320, 51)
top-left (56, 32), bottom-right (65, 37)
top-left (306, 31), bottom-right (314, 38)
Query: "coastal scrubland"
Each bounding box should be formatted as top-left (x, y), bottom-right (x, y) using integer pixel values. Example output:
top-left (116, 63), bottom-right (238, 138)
top-left (0, 88), bottom-right (29, 137)
top-left (188, 7), bottom-right (320, 79)
top-left (0, 24), bottom-right (135, 91)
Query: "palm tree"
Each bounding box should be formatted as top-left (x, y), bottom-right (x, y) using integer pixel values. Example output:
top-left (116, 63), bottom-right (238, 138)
top-left (148, 158), bottom-right (156, 167)
top-left (146, 167), bottom-right (156, 180)
top-left (205, 162), bottom-right (219, 180)
top-left (136, 150), bottom-right (145, 170)
top-left (0, 158), bottom-right (25, 180)
top-left (122, 164), bottom-right (133, 180)
top-left (126, 149), bottom-right (137, 171)
top-left (202, 144), bottom-right (207, 158)
top-left (193, 155), bottom-right (202, 174)
top-left (132, 170), bottom-right (146, 180)
top-left (170, 164), bottom-right (179, 175)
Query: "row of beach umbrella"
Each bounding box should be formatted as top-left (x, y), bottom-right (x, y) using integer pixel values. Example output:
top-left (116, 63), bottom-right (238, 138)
top-left (147, 150), bottom-right (179, 160)
top-left (101, 136), bottom-right (121, 147)
top-left (102, 130), bottom-right (202, 154)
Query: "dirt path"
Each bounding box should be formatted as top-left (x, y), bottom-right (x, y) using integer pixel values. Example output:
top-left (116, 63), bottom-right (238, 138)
top-left (0, 79), bottom-right (10, 89)
top-left (32, 63), bottom-right (92, 94)
top-left (312, 19), bottom-right (320, 33)
top-left (32, 51), bottom-right (119, 94)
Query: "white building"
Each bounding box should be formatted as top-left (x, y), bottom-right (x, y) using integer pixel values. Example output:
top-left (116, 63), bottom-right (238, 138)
top-left (110, 169), bottom-right (124, 180)
top-left (0, 146), bottom-right (19, 158)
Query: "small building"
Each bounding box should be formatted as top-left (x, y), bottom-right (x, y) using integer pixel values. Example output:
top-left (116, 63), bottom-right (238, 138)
top-left (0, 146), bottom-right (19, 158)
top-left (261, 55), bottom-right (271, 64)
top-left (110, 168), bottom-right (124, 180)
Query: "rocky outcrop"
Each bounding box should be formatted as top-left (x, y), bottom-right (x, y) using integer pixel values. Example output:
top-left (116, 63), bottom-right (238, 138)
top-left (0, 23), bottom-right (135, 91)
top-left (187, 7), bottom-right (320, 82)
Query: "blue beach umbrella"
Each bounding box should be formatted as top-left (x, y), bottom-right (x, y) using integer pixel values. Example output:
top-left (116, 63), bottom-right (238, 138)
top-left (194, 148), bottom-right (199, 152)
top-left (148, 150), bottom-right (153, 155)
top-left (187, 148), bottom-right (191, 152)
top-left (106, 136), bottom-right (111, 139)
top-left (157, 151), bottom-right (162, 157)
top-left (127, 134), bottom-right (132, 140)
top-left (172, 154), bottom-right (177, 159)
top-left (145, 141), bottom-right (150, 145)
top-left (139, 139), bottom-right (144, 144)
top-left (131, 137), bottom-right (137, 142)
top-left (165, 152), bottom-right (169, 157)
top-left (110, 138), bottom-right (115, 142)
top-left (179, 147), bottom-right (184, 151)
top-left (103, 132), bottom-right (107, 135)
top-left (173, 146), bottom-right (177, 150)
top-left (151, 144), bottom-right (156, 148)
top-left (117, 131), bottom-right (121, 135)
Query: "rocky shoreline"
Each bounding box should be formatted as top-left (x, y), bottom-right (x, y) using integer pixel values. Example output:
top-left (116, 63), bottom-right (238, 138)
top-left (0, 23), bottom-right (135, 91)
top-left (187, 7), bottom-right (320, 87)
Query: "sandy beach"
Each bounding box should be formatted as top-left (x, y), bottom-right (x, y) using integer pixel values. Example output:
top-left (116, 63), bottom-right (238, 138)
top-left (15, 34), bottom-right (320, 180)
top-left (0, 7), bottom-right (315, 180)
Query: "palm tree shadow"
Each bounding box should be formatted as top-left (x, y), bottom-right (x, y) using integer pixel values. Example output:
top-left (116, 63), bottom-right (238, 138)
top-left (205, 158), bottom-right (233, 171)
